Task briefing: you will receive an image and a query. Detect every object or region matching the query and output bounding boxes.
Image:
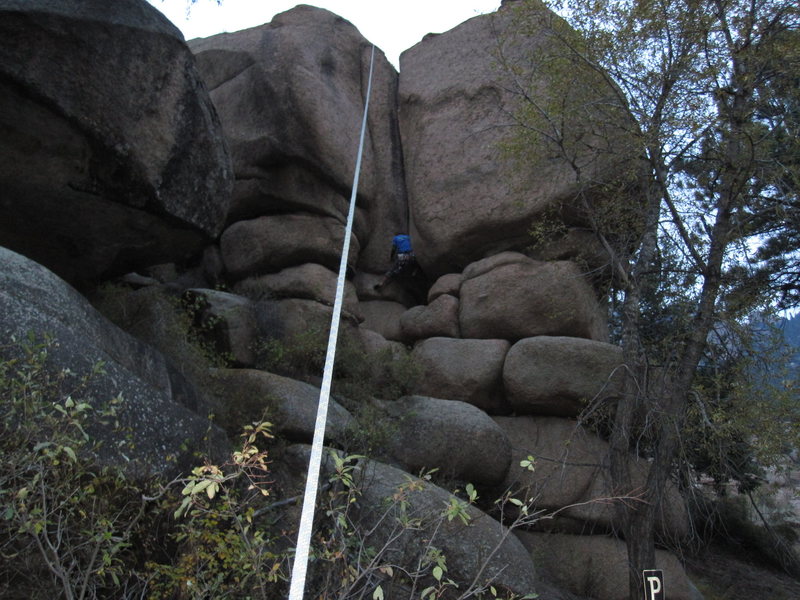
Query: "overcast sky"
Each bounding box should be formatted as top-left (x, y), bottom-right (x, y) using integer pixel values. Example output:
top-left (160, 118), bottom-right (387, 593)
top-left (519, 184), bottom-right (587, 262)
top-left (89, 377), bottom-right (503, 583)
top-left (147, 0), bottom-right (502, 68)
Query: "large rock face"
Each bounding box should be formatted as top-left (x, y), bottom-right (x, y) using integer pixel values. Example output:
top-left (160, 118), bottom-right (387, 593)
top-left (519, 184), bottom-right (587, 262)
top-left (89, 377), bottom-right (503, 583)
top-left (0, 0), bottom-right (232, 286)
top-left (411, 337), bottom-right (511, 413)
top-left (378, 395), bottom-right (512, 485)
top-left (504, 336), bottom-right (624, 416)
top-left (189, 6), bottom-right (407, 274)
top-left (459, 252), bottom-right (608, 341)
top-left (399, 1), bottom-right (641, 277)
top-left (495, 416), bottom-right (689, 539)
top-left (0, 3), bottom-right (702, 598)
top-left (0, 247), bottom-right (229, 477)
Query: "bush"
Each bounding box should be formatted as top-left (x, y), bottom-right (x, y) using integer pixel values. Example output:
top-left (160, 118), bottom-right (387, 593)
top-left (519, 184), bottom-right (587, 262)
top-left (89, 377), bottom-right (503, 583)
top-left (0, 333), bottom-right (157, 599)
top-left (146, 422), bottom-right (287, 599)
top-left (253, 330), bottom-right (421, 456)
top-left (91, 283), bottom-right (231, 385)
top-left (0, 333), bottom-right (286, 599)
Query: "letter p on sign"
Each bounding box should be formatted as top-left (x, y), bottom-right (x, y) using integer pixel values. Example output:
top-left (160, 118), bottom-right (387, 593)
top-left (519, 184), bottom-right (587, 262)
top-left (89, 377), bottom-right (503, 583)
top-left (643, 569), bottom-right (664, 600)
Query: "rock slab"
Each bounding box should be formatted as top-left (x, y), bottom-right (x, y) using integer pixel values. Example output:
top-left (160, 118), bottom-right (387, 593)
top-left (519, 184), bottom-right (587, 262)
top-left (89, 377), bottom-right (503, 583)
top-left (190, 5), bottom-right (407, 273)
top-left (504, 336), bottom-right (624, 417)
top-left (399, 2), bottom-right (642, 276)
top-left (0, 246), bottom-right (229, 477)
top-left (379, 395), bottom-right (512, 485)
top-left (0, 0), bottom-right (232, 284)
top-left (459, 253), bottom-right (607, 342)
top-left (411, 337), bottom-right (511, 414)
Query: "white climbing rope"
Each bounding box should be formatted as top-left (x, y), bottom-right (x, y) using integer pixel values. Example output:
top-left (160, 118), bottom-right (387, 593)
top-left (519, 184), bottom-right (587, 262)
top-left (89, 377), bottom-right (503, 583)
top-left (287, 43), bottom-right (376, 600)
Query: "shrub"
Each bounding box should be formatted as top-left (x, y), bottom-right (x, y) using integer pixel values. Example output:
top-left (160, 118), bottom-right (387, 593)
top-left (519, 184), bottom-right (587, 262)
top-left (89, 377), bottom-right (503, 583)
top-left (254, 328), bottom-right (420, 403)
top-left (91, 283), bottom-right (231, 385)
top-left (146, 422), bottom-right (287, 599)
top-left (253, 330), bottom-right (421, 456)
top-left (0, 333), bottom-right (158, 599)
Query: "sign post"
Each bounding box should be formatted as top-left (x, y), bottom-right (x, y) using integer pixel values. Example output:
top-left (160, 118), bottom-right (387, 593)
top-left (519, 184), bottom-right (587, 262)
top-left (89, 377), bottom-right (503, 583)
top-left (643, 569), bottom-right (664, 600)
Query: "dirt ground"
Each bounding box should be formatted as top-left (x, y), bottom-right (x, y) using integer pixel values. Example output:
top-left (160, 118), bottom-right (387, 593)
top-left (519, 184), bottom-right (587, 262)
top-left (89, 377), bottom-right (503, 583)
top-left (686, 543), bottom-right (800, 600)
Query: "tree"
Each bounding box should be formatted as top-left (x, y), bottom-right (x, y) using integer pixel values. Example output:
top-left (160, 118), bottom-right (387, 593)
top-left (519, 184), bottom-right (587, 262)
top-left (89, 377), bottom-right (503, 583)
top-left (726, 29), bottom-right (800, 308)
top-left (501, 0), bottom-right (800, 597)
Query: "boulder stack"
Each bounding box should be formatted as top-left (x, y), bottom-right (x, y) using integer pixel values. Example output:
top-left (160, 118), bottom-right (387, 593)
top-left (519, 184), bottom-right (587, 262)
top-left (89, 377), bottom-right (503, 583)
top-left (0, 1), bottom-right (701, 599)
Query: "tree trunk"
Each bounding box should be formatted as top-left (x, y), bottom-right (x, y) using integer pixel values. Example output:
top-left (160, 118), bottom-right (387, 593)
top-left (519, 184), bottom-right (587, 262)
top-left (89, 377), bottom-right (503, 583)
top-left (610, 181), bottom-right (662, 599)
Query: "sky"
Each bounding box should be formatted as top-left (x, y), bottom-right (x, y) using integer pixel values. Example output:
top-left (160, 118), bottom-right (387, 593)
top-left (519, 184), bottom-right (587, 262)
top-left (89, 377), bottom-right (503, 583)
top-left (147, 0), bottom-right (503, 68)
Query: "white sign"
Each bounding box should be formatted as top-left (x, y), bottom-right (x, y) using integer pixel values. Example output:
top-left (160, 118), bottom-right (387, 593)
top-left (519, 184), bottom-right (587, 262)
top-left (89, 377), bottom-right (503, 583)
top-left (643, 569), bottom-right (664, 600)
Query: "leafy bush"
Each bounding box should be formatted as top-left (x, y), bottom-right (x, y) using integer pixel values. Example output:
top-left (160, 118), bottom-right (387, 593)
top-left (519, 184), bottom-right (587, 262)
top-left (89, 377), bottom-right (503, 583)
top-left (0, 333), bottom-right (286, 599)
top-left (91, 283), bottom-right (231, 385)
top-left (254, 329), bottom-right (421, 455)
top-left (147, 422), bottom-right (287, 599)
top-left (254, 328), bottom-right (329, 379)
top-left (302, 455), bottom-right (542, 600)
top-left (0, 334), bottom-right (157, 599)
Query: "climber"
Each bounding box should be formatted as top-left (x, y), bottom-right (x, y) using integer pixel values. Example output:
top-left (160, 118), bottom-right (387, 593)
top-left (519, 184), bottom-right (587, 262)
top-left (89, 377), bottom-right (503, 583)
top-left (374, 233), bottom-right (417, 290)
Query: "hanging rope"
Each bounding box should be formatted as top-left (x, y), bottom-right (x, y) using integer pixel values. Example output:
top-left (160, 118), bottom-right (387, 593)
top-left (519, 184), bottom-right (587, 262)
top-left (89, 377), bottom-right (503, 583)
top-left (287, 43), bottom-right (376, 600)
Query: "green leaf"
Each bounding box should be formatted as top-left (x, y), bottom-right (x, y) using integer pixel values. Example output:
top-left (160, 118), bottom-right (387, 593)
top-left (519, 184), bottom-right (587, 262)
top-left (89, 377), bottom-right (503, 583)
top-left (62, 446), bottom-right (77, 462)
top-left (174, 496), bottom-right (192, 519)
top-left (373, 585), bottom-right (384, 600)
top-left (420, 586), bottom-right (436, 599)
top-left (206, 482), bottom-right (217, 500)
top-left (192, 479), bottom-right (213, 495)
top-left (432, 565), bottom-right (444, 581)
top-left (466, 483), bottom-right (478, 502)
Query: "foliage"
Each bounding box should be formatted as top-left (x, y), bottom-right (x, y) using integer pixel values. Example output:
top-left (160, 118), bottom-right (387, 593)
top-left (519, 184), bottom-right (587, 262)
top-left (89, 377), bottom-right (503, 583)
top-left (254, 328), bottom-right (329, 380)
top-left (0, 333), bottom-right (287, 599)
top-left (254, 328), bottom-right (421, 455)
top-left (0, 334), bottom-right (156, 599)
top-left (149, 447), bottom-right (545, 600)
top-left (683, 319), bottom-right (800, 491)
top-left (181, 289), bottom-right (238, 366)
top-left (147, 422), bottom-right (286, 599)
top-left (256, 328), bottom-right (419, 400)
top-left (91, 283), bottom-right (231, 386)
top-left (303, 455), bottom-right (541, 600)
top-left (696, 27), bottom-right (800, 310)
top-left (338, 399), bottom-right (399, 458)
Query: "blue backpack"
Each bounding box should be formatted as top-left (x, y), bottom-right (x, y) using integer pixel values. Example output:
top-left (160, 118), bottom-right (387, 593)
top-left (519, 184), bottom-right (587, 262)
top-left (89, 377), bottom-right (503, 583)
top-left (393, 234), bottom-right (413, 254)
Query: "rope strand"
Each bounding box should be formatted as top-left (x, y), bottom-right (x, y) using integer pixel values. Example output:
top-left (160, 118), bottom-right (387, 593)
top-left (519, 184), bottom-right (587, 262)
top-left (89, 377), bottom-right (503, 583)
top-left (287, 43), bottom-right (376, 600)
